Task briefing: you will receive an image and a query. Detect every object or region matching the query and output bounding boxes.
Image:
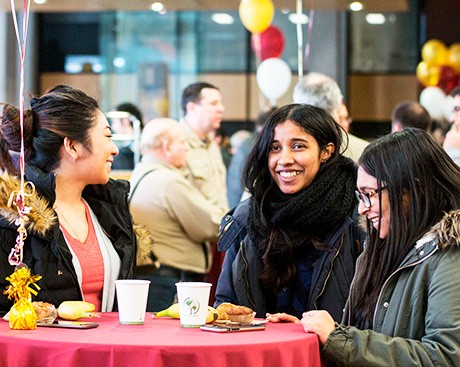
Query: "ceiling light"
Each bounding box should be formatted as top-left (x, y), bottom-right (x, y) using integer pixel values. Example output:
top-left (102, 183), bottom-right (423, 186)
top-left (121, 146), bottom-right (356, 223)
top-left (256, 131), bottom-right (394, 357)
top-left (151, 2), bottom-right (164, 12)
top-left (33, 0), bottom-right (47, 4)
top-left (288, 13), bottom-right (309, 25)
top-left (92, 63), bottom-right (103, 73)
top-left (113, 57), bottom-right (126, 68)
top-left (211, 13), bottom-right (234, 25)
top-left (349, 2), bottom-right (363, 11)
top-left (366, 13), bottom-right (386, 24)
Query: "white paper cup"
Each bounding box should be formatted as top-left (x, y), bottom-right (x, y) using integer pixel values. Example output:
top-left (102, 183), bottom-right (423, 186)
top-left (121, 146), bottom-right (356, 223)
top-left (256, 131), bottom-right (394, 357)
top-left (175, 282), bottom-right (212, 328)
top-left (115, 279), bottom-right (150, 324)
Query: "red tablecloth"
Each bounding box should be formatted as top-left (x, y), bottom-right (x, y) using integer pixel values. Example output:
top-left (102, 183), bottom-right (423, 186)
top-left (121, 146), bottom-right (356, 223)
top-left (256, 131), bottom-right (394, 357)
top-left (0, 313), bottom-right (323, 367)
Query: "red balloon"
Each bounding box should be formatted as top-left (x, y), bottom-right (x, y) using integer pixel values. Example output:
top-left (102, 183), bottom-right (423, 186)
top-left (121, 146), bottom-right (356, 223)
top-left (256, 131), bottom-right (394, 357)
top-left (438, 65), bottom-right (459, 94)
top-left (251, 26), bottom-right (285, 61)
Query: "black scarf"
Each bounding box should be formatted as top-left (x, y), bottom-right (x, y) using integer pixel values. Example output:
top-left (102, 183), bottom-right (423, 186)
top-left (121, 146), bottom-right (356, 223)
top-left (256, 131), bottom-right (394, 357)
top-left (247, 156), bottom-right (357, 291)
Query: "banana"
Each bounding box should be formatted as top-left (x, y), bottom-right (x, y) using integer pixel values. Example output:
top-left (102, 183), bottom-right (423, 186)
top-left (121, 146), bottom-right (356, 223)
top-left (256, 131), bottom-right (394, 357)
top-left (155, 303), bottom-right (218, 324)
top-left (57, 301), bottom-right (97, 321)
top-left (155, 303), bottom-right (180, 319)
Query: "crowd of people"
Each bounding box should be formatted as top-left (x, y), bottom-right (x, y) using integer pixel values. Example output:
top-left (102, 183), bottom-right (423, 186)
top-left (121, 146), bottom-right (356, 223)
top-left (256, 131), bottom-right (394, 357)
top-left (0, 76), bottom-right (459, 366)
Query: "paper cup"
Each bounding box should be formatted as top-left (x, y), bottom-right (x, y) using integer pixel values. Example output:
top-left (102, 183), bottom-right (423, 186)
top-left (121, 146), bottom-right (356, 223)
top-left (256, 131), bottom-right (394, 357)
top-left (115, 279), bottom-right (150, 324)
top-left (175, 282), bottom-right (211, 328)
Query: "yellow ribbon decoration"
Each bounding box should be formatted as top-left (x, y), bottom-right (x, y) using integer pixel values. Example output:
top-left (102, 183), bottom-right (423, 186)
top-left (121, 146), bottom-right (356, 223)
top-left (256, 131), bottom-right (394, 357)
top-left (4, 267), bottom-right (42, 330)
top-left (4, 266), bottom-right (41, 302)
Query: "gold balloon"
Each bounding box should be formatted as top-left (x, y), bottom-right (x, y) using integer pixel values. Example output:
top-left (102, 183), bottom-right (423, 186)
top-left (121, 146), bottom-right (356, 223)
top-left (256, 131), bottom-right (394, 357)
top-left (239, 0), bottom-right (274, 34)
top-left (416, 61), bottom-right (441, 87)
top-left (421, 39), bottom-right (448, 67)
top-left (448, 43), bottom-right (460, 74)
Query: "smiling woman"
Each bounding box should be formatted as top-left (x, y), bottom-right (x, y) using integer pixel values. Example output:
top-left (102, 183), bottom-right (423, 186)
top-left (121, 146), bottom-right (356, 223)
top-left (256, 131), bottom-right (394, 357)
top-left (302, 128), bottom-right (460, 366)
top-left (215, 103), bottom-right (365, 323)
top-left (0, 85), bottom-right (137, 314)
top-left (268, 120), bottom-right (334, 194)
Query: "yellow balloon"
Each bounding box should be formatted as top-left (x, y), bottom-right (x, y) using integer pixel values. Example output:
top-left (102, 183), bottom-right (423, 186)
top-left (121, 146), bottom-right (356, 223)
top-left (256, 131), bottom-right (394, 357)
top-left (239, 0), bottom-right (274, 34)
top-left (421, 39), bottom-right (447, 67)
top-left (416, 61), bottom-right (441, 87)
top-left (448, 43), bottom-right (460, 74)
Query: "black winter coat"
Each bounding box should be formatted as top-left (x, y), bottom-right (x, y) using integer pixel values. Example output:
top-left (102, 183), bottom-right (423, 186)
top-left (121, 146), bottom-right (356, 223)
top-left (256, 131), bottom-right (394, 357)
top-left (0, 166), bottom-right (136, 314)
top-left (215, 199), bottom-right (363, 321)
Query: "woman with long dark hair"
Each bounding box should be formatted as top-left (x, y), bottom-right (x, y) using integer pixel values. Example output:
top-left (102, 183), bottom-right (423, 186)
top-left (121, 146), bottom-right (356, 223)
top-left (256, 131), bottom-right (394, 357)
top-left (302, 128), bottom-right (460, 366)
top-left (214, 103), bottom-right (363, 321)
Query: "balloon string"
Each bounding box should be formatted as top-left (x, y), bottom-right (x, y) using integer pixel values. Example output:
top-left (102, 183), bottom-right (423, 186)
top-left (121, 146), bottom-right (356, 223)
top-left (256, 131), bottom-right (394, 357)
top-left (9, 0), bottom-right (31, 267)
top-left (296, 0), bottom-right (303, 78)
top-left (304, 0), bottom-right (315, 73)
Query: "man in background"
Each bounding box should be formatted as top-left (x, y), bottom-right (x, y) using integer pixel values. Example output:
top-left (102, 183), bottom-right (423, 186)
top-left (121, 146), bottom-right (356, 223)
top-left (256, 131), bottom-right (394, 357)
top-left (129, 119), bottom-right (226, 311)
top-left (391, 101), bottom-right (431, 133)
top-left (293, 72), bottom-right (369, 162)
top-left (180, 82), bottom-right (228, 303)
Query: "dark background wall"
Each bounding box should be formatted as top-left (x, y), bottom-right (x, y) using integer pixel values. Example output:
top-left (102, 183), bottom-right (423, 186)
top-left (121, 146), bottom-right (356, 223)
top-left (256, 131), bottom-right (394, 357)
top-left (423, 0), bottom-right (460, 45)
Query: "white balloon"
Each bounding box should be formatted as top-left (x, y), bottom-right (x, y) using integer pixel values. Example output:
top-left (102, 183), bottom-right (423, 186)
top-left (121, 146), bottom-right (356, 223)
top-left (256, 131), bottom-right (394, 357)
top-left (419, 86), bottom-right (446, 120)
top-left (256, 58), bottom-right (292, 106)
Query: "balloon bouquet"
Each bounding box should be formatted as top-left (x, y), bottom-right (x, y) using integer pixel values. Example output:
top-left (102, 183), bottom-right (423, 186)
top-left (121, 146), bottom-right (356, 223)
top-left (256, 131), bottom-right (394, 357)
top-left (239, 0), bottom-right (292, 106)
top-left (417, 39), bottom-right (460, 120)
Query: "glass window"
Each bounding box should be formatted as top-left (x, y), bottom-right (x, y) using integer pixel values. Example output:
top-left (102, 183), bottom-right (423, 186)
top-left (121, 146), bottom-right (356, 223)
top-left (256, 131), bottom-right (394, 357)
top-left (349, 0), bottom-right (419, 73)
top-left (197, 11), bottom-right (249, 73)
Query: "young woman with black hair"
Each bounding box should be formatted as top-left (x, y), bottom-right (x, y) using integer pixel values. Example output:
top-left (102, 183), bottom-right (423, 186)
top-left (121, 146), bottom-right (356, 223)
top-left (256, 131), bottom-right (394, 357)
top-left (215, 103), bottom-right (364, 322)
top-left (302, 128), bottom-right (460, 366)
top-left (0, 85), bottom-right (137, 313)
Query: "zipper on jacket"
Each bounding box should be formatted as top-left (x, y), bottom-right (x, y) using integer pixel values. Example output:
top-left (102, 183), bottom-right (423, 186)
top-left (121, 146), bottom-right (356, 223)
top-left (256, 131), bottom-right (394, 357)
top-left (55, 233), bottom-right (84, 300)
top-left (372, 245), bottom-right (438, 326)
top-left (240, 240), bottom-right (257, 310)
top-left (219, 217), bottom-right (233, 238)
top-left (313, 234), bottom-right (345, 309)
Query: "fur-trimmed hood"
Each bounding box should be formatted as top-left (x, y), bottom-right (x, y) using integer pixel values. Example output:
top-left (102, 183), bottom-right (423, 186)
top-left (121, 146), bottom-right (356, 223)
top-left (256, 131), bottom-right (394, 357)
top-left (133, 223), bottom-right (158, 267)
top-left (0, 171), bottom-right (156, 264)
top-left (0, 172), bottom-right (56, 237)
top-left (428, 209), bottom-right (460, 249)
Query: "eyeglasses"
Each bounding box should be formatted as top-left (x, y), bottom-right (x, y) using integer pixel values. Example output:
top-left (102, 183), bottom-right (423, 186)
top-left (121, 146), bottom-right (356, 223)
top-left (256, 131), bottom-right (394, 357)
top-left (355, 186), bottom-right (387, 208)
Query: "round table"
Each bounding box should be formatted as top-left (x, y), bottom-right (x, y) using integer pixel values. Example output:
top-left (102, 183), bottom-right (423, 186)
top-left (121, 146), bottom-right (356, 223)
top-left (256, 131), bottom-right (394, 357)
top-left (0, 313), bottom-right (323, 367)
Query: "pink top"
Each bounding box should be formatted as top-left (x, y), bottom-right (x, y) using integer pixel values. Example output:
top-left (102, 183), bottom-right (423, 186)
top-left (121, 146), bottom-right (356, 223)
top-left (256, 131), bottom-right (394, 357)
top-left (60, 201), bottom-right (104, 311)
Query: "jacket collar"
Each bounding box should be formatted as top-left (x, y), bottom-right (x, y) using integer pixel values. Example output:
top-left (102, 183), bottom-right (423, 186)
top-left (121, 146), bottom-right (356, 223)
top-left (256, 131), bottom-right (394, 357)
top-left (179, 119), bottom-right (211, 148)
top-left (427, 209), bottom-right (460, 249)
top-left (399, 209), bottom-right (460, 267)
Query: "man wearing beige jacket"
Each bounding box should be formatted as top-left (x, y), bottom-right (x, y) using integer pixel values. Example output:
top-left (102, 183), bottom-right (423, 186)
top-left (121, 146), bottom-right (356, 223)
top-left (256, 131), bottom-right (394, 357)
top-left (129, 119), bottom-right (227, 312)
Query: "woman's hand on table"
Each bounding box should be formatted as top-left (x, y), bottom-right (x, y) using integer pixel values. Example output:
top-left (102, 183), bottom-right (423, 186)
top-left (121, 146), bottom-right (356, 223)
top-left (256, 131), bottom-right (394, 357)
top-left (265, 313), bottom-right (300, 323)
top-left (301, 310), bottom-right (335, 345)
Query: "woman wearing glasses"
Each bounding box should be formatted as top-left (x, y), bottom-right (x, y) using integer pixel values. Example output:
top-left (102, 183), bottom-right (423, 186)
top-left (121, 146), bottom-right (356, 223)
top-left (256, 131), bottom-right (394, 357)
top-left (302, 128), bottom-right (460, 366)
top-left (215, 104), bottom-right (364, 322)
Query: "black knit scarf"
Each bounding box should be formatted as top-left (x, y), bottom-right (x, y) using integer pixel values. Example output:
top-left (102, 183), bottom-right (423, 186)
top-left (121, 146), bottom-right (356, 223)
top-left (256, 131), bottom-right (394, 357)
top-left (247, 156), bottom-right (357, 292)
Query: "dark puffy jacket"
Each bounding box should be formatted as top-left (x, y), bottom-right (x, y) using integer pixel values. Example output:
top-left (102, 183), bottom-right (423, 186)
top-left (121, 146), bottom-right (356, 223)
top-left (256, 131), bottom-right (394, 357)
top-left (214, 199), bottom-right (363, 321)
top-left (0, 166), bottom-right (136, 314)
